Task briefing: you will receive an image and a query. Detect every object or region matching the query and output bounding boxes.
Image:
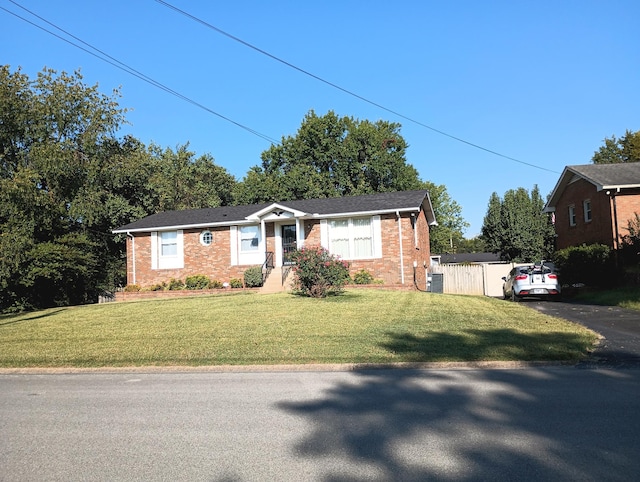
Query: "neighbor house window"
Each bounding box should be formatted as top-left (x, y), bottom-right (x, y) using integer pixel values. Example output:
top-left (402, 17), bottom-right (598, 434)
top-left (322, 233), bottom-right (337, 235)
top-left (239, 225), bottom-right (260, 252)
top-left (568, 205), bottom-right (576, 226)
top-left (151, 230), bottom-right (184, 269)
top-left (583, 200), bottom-right (592, 222)
top-left (327, 217), bottom-right (377, 259)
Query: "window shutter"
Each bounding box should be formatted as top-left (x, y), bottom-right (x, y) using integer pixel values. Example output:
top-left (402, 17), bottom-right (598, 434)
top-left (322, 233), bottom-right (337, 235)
top-left (230, 226), bottom-right (238, 265)
top-left (320, 219), bottom-right (329, 249)
top-left (151, 231), bottom-right (158, 269)
top-left (176, 230), bottom-right (184, 268)
top-left (372, 215), bottom-right (382, 258)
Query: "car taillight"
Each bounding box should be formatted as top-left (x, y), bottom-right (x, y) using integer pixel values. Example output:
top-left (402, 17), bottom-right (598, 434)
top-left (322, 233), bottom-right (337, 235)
top-left (547, 274), bottom-right (557, 280)
top-left (515, 275), bottom-right (528, 280)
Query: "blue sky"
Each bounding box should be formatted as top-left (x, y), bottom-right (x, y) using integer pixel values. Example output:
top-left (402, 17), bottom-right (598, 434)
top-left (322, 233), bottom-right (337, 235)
top-left (2, 0), bottom-right (639, 236)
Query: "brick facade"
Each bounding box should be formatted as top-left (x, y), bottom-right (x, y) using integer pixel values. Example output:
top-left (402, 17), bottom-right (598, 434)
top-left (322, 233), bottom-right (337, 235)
top-left (554, 178), bottom-right (640, 250)
top-left (125, 211), bottom-right (431, 289)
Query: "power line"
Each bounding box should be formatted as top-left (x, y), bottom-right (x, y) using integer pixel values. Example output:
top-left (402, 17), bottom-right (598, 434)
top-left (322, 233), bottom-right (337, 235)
top-left (154, 0), bottom-right (560, 174)
top-left (2, 1), bottom-right (280, 145)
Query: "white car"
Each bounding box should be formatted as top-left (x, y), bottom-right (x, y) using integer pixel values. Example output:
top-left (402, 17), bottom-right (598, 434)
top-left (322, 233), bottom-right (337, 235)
top-left (502, 263), bottom-right (561, 301)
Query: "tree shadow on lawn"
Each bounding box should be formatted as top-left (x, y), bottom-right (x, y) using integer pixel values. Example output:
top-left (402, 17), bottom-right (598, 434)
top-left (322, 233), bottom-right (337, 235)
top-left (278, 365), bottom-right (640, 481)
top-left (0, 309), bottom-right (66, 327)
top-left (380, 329), bottom-right (594, 362)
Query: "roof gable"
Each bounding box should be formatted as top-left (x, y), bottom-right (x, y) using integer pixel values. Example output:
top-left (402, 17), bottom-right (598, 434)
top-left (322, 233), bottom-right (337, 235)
top-left (545, 163), bottom-right (640, 211)
top-left (114, 190), bottom-right (436, 233)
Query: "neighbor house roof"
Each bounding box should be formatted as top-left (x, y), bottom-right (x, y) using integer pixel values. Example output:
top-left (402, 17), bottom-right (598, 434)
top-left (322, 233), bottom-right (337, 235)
top-left (434, 253), bottom-right (502, 264)
top-left (114, 190), bottom-right (437, 233)
top-left (544, 163), bottom-right (640, 212)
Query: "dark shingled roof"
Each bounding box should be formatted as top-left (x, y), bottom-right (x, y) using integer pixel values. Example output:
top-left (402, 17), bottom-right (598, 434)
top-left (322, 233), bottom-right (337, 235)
top-left (114, 190), bottom-right (434, 233)
top-left (569, 163), bottom-right (640, 188)
top-left (545, 162), bottom-right (640, 211)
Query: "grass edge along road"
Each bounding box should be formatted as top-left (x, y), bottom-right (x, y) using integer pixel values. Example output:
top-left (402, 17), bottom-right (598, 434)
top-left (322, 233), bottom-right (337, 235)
top-left (0, 290), bottom-right (598, 369)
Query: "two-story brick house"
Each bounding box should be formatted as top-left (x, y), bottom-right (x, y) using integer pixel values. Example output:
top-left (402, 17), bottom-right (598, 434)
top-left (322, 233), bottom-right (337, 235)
top-left (113, 190), bottom-right (437, 290)
top-left (543, 163), bottom-right (640, 250)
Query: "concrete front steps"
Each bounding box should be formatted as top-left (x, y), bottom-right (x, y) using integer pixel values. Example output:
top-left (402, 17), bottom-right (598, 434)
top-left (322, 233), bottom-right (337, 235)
top-left (260, 266), bottom-right (295, 294)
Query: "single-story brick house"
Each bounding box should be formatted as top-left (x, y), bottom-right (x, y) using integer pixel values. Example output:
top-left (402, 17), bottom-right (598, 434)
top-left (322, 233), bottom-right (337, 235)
top-left (113, 190), bottom-right (437, 289)
top-left (543, 163), bottom-right (640, 250)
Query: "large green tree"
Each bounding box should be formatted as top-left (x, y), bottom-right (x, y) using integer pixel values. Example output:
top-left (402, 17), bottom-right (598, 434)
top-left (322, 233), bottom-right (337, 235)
top-left (1, 66), bottom-right (128, 309)
top-left (480, 186), bottom-right (555, 262)
top-left (233, 110), bottom-right (468, 251)
top-left (592, 130), bottom-right (640, 164)
top-left (422, 180), bottom-right (469, 254)
top-left (0, 66), bottom-right (235, 311)
top-left (233, 110), bottom-right (422, 204)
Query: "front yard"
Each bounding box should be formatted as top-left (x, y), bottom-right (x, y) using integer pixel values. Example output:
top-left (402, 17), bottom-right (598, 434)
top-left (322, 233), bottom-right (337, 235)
top-left (0, 290), bottom-right (598, 368)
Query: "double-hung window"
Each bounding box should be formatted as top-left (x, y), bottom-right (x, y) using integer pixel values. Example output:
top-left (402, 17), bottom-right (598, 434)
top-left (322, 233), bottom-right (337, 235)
top-left (583, 200), bottom-right (592, 222)
top-left (568, 205), bottom-right (576, 226)
top-left (160, 231), bottom-right (178, 257)
top-left (325, 216), bottom-right (379, 259)
top-left (151, 230), bottom-right (184, 269)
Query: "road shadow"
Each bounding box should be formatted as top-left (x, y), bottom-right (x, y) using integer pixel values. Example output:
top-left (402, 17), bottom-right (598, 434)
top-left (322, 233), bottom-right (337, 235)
top-left (278, 367), bottom-right (640, 481)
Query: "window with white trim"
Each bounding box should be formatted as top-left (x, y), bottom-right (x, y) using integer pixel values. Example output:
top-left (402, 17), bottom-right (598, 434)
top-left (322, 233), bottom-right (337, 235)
top-left (151, 230), bottom-right (184, 269)
top-left (568, 205), bottom-right (576, 226)
top-left (200, 230), bottom-right (213, 246)
top-left (328, 217), bottom-right (374, 259)
top-left (239, 225), bottom-right (260, 252)
top-left (160, 231), bottom-right (177, 256)
top-left (583, 200), bottom-right (592, 222)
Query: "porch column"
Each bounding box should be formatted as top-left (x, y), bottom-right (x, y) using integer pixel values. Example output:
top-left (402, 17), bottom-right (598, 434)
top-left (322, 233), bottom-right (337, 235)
top-left (296, 218), bottom-right (304, 250)
top-left (260, 219), bottom-right (267, 262)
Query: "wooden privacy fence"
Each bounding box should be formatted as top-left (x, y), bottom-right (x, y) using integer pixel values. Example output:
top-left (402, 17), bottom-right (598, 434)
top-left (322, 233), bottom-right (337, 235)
top-left (430, 263), bottom-right (514, 297)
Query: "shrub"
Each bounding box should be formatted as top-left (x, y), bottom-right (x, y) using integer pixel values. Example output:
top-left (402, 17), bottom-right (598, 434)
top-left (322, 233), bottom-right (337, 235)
top-left (352, 269), bottom-right (374, 285)
top-left (124, 284), bottom-right (141, 292)
top-left (554, 243), bottom-right (617, 288)
top-left (149, 282), bottom-right (167, 291)
top-left (290, 246), bottom-right (350, 298)
top-left (229, 278), bottom-right (243, 289)
top-left (168, 278), bottom-right (185, 290)
top-left (209, 279), bottom-right (223, 289)
top-left (244, 266), bottom-right (264, 288)
top-left (185, 275), bottom-right (210, 290)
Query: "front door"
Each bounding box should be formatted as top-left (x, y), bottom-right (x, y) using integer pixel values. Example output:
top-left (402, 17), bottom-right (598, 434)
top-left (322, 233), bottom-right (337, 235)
top-left (282, 225), bottom-right (297, 265)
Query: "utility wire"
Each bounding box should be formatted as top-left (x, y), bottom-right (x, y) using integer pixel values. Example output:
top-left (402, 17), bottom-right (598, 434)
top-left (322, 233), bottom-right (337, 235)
top-left (155, 0), bottom-right (560, 174)
top-left (3, 1), bottom-right (280, 145)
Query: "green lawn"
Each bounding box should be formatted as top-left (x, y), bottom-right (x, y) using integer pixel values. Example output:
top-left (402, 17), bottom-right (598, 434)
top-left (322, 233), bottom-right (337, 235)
top-left (572, 285), bottom-right (640, 311)
top-left (0, 290), bottom-right (598, 368)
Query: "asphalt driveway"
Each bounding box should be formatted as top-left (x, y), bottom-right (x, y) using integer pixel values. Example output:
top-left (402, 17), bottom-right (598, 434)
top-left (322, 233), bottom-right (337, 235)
top-left (524, 299), bottom-right (640, 368)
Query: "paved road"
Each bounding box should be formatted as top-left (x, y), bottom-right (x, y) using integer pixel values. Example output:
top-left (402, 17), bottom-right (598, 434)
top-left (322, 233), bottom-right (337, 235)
top-left (1, 367), bottom-right (639, 481)
top-left (525, 300), bottom-right (640, 368)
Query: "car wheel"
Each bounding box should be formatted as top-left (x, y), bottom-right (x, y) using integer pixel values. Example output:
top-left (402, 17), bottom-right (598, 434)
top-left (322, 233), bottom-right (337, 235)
top-left (511, 291), bottom-right (520, 302)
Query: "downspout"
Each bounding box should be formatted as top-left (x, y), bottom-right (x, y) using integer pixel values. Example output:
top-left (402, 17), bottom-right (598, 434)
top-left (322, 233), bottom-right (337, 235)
top-left (126, 232), bottom-right (136, 286)
top-left (609, 188), bottom-right (621, 268)
top-left (397, 211), bottom-right (405, 284)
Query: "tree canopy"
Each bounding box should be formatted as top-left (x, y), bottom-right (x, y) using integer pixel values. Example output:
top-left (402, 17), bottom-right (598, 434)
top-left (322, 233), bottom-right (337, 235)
top-left (421, 180), bottom-right (469, 254)
top-left (232, 110), bottom-right (423, 204)
top-left (480, 185), bottom-right (555, 262)
top-left (592, 130), bottom-right (640, 164)
top-left (0, 66), bottom-right (235, 311)
top-left (233, 110), bottom-right (469, 253)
